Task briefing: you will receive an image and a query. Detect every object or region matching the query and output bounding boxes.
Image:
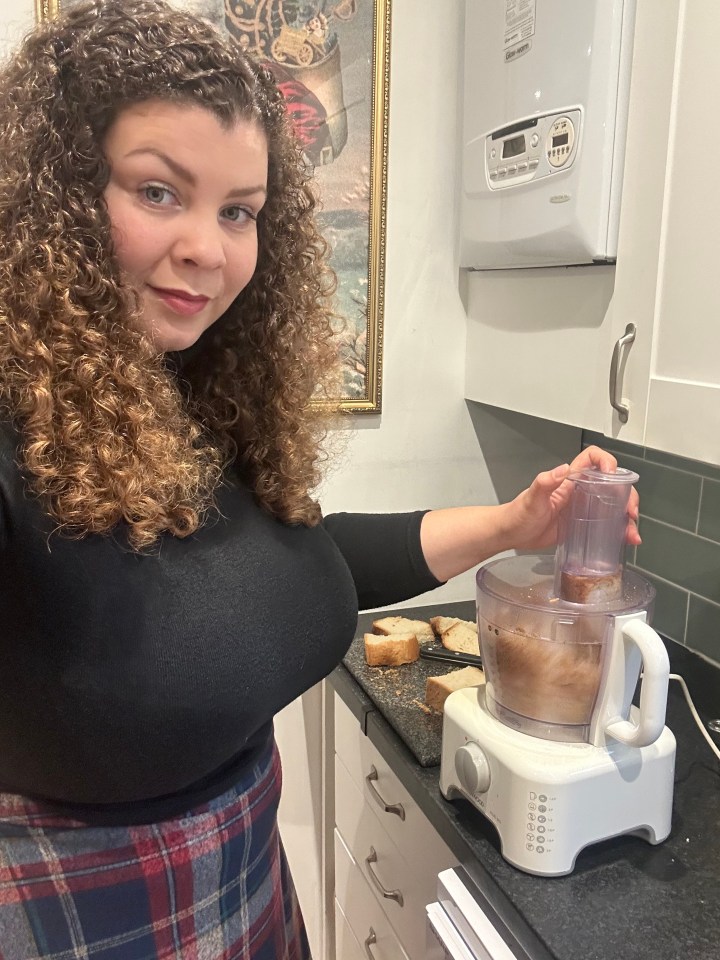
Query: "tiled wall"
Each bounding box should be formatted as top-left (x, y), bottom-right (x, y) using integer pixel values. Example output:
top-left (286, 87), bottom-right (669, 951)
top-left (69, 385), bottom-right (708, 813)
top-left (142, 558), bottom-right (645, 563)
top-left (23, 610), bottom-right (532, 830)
top-left (584, 431), bottom-right (720, 667)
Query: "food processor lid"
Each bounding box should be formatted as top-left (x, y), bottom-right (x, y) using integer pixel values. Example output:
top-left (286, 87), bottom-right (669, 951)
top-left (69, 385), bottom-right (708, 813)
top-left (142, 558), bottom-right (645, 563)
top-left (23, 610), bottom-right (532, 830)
top-left (476, 554), bottom-right (655, 615)
top-left (570, 466), bottom-right (640, 485)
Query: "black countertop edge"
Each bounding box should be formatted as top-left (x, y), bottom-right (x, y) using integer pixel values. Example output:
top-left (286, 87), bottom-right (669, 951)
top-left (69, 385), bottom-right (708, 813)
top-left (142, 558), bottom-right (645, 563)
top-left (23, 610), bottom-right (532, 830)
top-left (329, 659), bottom-right (376, 735)
top-left (329, 662), bottom-right (555, 960)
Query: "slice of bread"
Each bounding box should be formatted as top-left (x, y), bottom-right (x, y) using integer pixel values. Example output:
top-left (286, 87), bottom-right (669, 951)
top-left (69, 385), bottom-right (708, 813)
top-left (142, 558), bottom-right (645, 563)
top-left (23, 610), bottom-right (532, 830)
top-left (372, 616), bottom-right (434, 643)
top-left (364, 632), bottom-right (420, 667)
top-left (430, 615), bottom-right (477, 633)
top-left (425, 666), bottom-right (485, 713)
top-left (439, 621), bottom-right (480, 656)
top-left (429, 615), bottom-right (461, 636)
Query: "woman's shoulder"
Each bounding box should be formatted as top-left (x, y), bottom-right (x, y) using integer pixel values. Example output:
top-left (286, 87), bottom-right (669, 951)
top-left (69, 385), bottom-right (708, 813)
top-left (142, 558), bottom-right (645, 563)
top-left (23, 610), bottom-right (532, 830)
top-left (0, 421), bottom-right (24, 488)
top-left (0, 422), bottom-right (20, 544)
top-left (0, 420), bottom-right (20, 458)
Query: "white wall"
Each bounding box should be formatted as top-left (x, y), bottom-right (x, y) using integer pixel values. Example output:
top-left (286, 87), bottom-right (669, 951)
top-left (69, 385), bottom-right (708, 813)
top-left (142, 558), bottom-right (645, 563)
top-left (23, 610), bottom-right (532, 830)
top-left (0, 0), bottom-right (34, 62)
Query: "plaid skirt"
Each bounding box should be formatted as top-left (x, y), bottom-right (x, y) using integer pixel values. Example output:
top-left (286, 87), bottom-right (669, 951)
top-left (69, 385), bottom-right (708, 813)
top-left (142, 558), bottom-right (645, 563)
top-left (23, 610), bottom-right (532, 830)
top-left (0, 737), bottom-right (311, 960)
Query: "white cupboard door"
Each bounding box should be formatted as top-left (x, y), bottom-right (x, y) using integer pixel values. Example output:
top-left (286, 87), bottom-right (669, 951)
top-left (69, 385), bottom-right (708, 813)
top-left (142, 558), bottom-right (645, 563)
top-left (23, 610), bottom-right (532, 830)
top-left (603, 0), bottom-right (679, 443)
top-left (334, 900), bottom-right (368, 960)
top-left (609, 0), bottom-right (720, 464)
top-left (334, 830), bottom-right (411, 960)
top-left (334, 694), bottom-right (457, 880)
top-left (465, 265), bottom-right (615, 432)
top-left (642, 0), bottom-right (720, 464)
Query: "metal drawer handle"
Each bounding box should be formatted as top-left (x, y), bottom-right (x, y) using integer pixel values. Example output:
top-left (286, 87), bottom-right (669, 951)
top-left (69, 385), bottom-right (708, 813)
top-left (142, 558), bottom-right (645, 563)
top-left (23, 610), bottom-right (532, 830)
top-left (609, 322), bottom-right (636, 423)
top-left (364, 927), bottom-right (377, 958)
top-left (365, 766), bottom-right (406, 820)
top-left (364, 847), bottom-right (404, 907)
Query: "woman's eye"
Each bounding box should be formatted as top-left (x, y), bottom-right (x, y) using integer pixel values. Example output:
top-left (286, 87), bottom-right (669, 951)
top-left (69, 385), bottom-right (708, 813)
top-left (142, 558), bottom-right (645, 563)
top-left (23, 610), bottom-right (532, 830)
top-left (222, 205), bottom-right (255, 225)
top-left (141, 184), bottom-right (175, 206)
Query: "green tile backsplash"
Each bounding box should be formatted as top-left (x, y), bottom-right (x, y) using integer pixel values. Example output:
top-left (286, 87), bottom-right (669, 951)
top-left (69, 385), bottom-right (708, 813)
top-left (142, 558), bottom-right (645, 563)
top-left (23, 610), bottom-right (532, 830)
top-left (584, 431), bottom-right (720, 666)
top-left (698, 479), bottom-right (720, 543)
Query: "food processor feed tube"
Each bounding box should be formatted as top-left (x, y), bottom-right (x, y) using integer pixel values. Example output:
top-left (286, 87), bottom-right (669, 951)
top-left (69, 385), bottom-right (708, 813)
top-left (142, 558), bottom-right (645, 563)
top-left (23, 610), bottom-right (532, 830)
top-left (554, 467), bottom-right (639, 603)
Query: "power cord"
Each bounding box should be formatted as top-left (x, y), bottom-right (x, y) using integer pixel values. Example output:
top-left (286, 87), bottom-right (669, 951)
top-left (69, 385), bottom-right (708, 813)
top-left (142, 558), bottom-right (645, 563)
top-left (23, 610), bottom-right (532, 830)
top-left (669, 674), bottom-right (720, 762)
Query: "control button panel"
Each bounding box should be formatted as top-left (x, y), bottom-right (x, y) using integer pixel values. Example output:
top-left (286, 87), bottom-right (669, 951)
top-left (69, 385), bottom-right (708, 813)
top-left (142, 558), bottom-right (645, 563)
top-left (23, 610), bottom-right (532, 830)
top-left (546, 116), bottom-right (576, 168)
top-left (524, 790), bottom-right (556, 854)
top-left (485, 109), bottom-right (579, 190)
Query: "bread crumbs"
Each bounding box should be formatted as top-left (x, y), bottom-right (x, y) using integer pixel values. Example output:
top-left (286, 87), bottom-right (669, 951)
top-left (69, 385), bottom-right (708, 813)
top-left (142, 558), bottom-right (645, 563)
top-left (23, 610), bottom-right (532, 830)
top-left (412, 698), bottom-right (434, 716)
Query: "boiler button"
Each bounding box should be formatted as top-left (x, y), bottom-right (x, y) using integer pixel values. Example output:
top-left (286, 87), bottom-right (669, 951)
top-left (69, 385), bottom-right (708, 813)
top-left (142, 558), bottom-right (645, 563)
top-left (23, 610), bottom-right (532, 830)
top-left (529, 158), bottom-right (539, 169)
top-left (531, 133), bottom-right (539, 147)
top-left (517, 161), bottom-right (528, 172)
top-left (497, 166), bottom-right (507, 177)
top-left (507, 164), bottom-right (517, 174)
top-left (489, 170), bottom-right (499, 180)
top-left (455, 741), bottom-right (491, 795)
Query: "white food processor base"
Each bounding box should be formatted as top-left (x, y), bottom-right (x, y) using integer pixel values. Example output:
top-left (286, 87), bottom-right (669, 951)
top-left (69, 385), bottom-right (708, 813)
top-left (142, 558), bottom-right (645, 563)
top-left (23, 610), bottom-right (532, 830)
top-left (440, 685), bottom-right (677, 877)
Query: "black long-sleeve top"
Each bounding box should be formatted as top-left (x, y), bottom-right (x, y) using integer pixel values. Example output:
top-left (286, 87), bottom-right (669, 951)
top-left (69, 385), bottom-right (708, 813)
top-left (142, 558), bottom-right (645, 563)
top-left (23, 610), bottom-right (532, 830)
top-left (0, 425), bottom-right (442, 824)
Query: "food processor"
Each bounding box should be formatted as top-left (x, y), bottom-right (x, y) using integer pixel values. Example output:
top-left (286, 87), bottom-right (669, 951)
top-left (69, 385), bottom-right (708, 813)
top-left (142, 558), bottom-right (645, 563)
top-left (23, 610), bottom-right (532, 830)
top-left (439, 468), bottom-right (677, 876)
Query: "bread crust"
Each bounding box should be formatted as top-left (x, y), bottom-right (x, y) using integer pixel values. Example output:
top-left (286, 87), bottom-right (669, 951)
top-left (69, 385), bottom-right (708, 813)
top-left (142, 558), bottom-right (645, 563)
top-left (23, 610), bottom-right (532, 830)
top-left (441, 622), bottom-right (479, 656)
top-left (364, 631), bottom-right (420, 666)
top-left (372, 616), bottom-right (434, 643)
top-left (560, 570), bottom-right (622, 603)
top-left (425, 666), bottom-right (485, 713)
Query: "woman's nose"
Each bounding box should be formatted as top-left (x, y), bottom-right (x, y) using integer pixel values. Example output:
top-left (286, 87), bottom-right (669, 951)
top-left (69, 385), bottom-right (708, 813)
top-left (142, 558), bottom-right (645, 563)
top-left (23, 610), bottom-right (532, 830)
top-left (172, 216), bottom-right (226, 270)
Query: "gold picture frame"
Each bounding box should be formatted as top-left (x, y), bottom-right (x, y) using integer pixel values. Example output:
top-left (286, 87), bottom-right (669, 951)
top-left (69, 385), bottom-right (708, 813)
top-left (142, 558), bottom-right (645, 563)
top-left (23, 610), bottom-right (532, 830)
top-left (38, 0), bottom-right (390, 413)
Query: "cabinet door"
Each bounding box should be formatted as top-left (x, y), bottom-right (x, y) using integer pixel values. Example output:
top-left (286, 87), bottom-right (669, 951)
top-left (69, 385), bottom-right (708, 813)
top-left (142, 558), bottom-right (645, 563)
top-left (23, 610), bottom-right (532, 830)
top-left (465, 265), bottom-right (616, 432)
top-left (609, 0), bottom-right (720, 463)
top-left (640, 0), bottom-right (720, 463)
top-left (334, 694), bottom-right (457, 880)
top-left (334, 830), bottom-right (411, 960)
top-left (334, 900), bottom-right (369, 960)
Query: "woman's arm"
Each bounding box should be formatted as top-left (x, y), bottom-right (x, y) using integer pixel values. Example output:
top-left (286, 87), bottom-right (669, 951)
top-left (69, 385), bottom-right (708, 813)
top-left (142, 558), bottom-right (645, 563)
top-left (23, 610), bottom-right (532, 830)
top-left (420, 446), bottom-right (641, 583)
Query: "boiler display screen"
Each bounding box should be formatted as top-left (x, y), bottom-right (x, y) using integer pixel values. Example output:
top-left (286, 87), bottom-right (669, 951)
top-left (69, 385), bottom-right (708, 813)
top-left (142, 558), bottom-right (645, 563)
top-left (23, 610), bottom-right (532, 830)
top-left (502, 135), bottom-right (526, 159)
top-left (552, 132), bottom-right (569, 147)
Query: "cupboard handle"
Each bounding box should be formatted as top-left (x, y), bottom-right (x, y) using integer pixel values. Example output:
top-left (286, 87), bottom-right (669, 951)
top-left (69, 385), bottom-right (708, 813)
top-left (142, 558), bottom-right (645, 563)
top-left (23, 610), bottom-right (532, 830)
top-left (364, 928), bottom-right (377, 958)
top-left (608, 322), bottom-right (636, 423)
top-left (364, 847), bottom-right (404, 906)
top-left (365, 765), bottom-right (406, 820)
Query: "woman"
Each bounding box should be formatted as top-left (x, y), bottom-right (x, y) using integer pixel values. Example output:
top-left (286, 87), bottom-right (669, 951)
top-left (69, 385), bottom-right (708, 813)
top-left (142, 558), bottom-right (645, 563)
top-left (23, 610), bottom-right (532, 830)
top-left (0, 1), bottom-right (639, 956)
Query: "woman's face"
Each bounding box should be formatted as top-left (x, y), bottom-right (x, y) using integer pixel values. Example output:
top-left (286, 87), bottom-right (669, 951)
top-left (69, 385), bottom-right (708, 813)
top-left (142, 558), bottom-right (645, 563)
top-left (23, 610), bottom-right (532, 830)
top-left (103, 99), bottom-right (268, 352)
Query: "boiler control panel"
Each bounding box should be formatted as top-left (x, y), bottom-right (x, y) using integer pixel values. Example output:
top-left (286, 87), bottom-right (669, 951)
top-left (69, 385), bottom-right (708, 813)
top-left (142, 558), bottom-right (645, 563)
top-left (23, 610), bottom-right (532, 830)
top-left (485, 109), bottom-right (580, 189)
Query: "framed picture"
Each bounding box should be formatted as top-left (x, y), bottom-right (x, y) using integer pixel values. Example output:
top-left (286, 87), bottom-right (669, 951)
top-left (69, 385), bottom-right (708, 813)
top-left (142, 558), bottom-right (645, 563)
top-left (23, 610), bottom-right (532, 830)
top-left (38, 0), bottom-right (390, 412)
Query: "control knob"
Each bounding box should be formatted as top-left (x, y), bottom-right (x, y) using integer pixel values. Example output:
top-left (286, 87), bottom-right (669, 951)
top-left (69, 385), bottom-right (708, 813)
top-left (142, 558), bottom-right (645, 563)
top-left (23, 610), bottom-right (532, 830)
top-left (455, 741), bottom-right (491, 795)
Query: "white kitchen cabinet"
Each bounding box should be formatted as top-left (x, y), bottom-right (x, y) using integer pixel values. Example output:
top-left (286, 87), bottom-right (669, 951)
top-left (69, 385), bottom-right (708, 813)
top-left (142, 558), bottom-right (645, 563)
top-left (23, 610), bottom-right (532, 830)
top-left (334, 830), bottom-right (411, 960)
top-left (275, 685), bottom-right (333, 960)
top-left (464, 0), bottom-right (720, 466)
top-left (607, 0), bottom-right (720, 463)
top-left (464, 264), bottom-right (616, 436)
top-left (333, 692), bottom-right (457, 960)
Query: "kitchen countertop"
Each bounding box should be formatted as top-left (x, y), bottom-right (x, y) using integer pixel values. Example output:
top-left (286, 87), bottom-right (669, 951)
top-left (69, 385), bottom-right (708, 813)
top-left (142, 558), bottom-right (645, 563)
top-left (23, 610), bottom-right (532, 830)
top-left (330, 601), bottom-right (720, 960)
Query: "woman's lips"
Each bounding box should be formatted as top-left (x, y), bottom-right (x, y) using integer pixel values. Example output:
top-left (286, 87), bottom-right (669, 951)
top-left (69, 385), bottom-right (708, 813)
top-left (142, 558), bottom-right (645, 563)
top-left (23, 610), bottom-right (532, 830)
top-left (149, 286), bottom-right (210, 317)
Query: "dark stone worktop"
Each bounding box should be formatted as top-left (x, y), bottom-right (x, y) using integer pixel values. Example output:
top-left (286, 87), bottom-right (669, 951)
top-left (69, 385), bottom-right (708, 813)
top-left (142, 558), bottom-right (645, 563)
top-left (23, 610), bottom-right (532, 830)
top-left (330, 601), bottom-right (720, 960)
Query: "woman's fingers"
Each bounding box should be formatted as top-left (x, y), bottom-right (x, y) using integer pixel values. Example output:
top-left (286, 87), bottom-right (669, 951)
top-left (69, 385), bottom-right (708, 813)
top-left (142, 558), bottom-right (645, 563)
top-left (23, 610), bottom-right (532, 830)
top-left (569, 444), bottom-right (618, 474)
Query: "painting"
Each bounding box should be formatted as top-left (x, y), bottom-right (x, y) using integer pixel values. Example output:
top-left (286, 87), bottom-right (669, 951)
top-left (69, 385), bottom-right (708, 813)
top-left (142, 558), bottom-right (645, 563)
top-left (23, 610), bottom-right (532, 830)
top-left (39, 0), bottom-right (390, 411)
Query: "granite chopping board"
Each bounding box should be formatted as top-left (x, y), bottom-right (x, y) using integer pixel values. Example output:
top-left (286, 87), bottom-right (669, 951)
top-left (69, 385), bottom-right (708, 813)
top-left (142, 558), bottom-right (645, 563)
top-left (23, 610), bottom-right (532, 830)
top-left (342, 600), bottom-right (478, 767)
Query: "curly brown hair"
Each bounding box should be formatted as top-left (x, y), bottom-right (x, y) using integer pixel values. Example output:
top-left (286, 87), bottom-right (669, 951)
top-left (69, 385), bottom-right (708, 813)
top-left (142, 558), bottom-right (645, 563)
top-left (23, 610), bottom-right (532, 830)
top-left (0, 0), bottom-right (341, 549)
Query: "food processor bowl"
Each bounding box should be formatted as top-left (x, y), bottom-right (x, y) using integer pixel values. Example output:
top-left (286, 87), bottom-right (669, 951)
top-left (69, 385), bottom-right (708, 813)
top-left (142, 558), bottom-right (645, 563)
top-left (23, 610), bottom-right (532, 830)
top-left (476, 554), bottom-right (655, 742)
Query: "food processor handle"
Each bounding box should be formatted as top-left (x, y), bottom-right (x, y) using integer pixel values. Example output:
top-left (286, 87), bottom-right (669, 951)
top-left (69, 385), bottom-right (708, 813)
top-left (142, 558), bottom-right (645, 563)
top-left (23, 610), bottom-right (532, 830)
top-left (605, 619), bottom-right (670, 746)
